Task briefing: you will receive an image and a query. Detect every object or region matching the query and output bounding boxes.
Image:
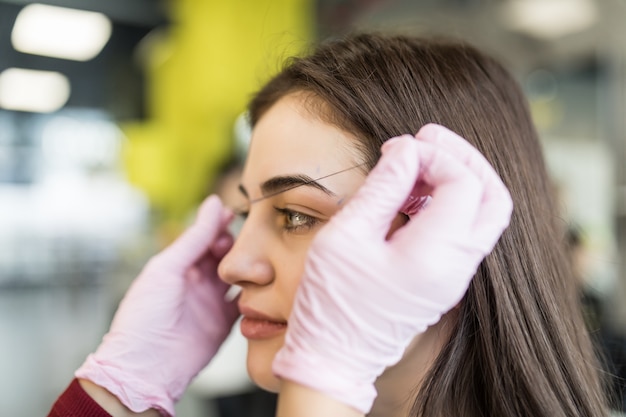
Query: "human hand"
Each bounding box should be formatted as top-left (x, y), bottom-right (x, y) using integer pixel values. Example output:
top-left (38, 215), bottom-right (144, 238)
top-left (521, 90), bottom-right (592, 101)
top-left (75, 195), bottom-right (240, 416)
top-left (272, 124), bottom-right (513, 413)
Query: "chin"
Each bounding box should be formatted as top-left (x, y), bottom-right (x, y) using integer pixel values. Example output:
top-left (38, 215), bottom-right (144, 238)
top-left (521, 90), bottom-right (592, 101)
top-left (246, 337), bottom-right (284, 393)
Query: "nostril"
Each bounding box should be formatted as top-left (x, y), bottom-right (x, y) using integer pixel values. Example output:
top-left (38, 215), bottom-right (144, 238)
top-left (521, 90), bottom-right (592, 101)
top-left (253, 262), bottom-right (274, 277)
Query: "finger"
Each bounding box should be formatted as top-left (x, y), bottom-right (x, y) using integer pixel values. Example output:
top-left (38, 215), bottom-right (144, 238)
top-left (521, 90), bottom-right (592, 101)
top-left (220, 205), bottom-right (235, 225)
top-left (391, 140), bottom-right (483, 246)
top-left (415, 123), bottom-right (504, 191)
top-left (416, 124), bottom-right (513, 250)
top-left (331, 135), bottom-right (420, 239)
top-left (470, 189), bottom-right (513, 254)
top-left (192, 247), bottom-right (231, 289)
top-left (162, 195), bottom-right (229, 271)
top-left (211, 232), bottom-right (235, 259)
top-left (400, 193), bottom-right (431, 218)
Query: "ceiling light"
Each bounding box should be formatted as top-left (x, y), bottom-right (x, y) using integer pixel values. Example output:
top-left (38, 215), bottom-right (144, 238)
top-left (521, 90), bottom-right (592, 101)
top-left (500, 0), bottom-right (598, 40)
top-left (0, 68), bottom-right (70, 113)
top-left (11, 3), bottom-right (112, 61)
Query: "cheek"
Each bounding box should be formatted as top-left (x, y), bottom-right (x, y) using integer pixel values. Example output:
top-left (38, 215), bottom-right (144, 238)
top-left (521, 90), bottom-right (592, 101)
top-left (246, 238), bottom-right (315, 392)
top-left (275, 239), bottom-right (311, 316)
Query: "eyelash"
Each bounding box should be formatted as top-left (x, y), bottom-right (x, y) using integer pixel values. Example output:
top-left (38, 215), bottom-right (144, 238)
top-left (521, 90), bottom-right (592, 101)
top-left (274, 207), bottom-right (319, 233)
top-left (234, 207), bottom-right (320, 233)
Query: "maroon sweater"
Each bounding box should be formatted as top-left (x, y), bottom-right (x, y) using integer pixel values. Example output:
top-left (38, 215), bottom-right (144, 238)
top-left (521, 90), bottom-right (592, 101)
top-left (47, 379), bottom-right (112, 417)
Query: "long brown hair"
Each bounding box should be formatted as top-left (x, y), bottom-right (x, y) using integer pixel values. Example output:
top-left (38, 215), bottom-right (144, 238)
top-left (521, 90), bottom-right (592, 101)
top-left (248, 32), bottom-right (610, 417)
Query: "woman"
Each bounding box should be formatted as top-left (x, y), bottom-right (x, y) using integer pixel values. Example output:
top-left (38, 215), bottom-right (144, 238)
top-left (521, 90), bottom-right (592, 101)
top-left (49, 33), bottom-right (609, 416)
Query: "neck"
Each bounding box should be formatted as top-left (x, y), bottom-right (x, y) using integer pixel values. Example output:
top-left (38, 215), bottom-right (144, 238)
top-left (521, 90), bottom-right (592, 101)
top-left (368, 312), bottom-right (455, 417)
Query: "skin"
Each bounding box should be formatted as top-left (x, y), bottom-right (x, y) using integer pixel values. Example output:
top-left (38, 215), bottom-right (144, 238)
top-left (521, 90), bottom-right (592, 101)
top-left (77, 92), bottom-right (453, 417)
top-left (78, 379), bottom-right (160, 417)
top-left (218, 92), bottom-right (453, 417)
top-left (218, 92), bottom-right (368, 391)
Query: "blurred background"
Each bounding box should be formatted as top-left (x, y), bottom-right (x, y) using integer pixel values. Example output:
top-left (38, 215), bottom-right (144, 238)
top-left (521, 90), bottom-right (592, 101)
top-left (0, 0), bottom-right (625, 415)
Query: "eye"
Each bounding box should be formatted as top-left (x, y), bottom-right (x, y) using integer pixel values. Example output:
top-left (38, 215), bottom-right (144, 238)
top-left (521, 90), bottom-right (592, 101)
top-left (274, 207), bottom-right (320, 233)
top-left (232, 206), bottom-right (249, 220)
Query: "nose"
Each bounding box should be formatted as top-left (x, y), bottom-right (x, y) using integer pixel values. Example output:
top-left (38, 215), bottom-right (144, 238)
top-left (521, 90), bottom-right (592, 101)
top-left (218, 214), bottom-right (274, 287)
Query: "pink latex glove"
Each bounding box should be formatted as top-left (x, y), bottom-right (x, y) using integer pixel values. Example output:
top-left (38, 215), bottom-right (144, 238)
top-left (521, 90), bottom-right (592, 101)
top-left (273, 124), bottom-right (513, 413)
top-left (76, 195), bottom-right (240, 416)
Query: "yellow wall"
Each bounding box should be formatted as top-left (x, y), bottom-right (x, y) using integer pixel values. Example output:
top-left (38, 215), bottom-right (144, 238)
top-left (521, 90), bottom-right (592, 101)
top-left (122, 0), bottom-right (313, 231)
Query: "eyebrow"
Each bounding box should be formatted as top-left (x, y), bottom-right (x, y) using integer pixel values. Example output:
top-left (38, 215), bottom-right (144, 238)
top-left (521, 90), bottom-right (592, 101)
top-left (237, 162), bottom-right (367, 204)
top-left (239, 174), bottom-right (336, 203)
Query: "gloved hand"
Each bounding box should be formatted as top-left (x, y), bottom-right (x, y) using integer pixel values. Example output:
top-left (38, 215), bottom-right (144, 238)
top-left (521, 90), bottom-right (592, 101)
top-left (76, 195), bottom-right (240, 416)
top-left (272, 124), bottom-right (513, 413)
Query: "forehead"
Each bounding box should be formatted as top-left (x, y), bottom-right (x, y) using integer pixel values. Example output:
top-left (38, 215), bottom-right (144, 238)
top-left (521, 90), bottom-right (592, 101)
top-left (244, 94), bottom-right (364, 180)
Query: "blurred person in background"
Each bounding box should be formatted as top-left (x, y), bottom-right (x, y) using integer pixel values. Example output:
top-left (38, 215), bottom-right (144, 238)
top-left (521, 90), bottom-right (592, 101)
top-left (568, 226), bottom-right (626, 413)
top-left (48, 32), bottom-right (611, 417)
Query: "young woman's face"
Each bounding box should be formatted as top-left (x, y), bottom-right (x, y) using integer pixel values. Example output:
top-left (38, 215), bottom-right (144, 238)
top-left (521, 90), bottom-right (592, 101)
top-left (217, 93), bottom-right (368, 392)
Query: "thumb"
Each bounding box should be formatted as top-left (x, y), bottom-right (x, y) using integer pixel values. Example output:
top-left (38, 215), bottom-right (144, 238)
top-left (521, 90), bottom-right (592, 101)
top-left (160, 195), bottom-right (229, 271)
top-left (332, 135), bottom-right (419, 238)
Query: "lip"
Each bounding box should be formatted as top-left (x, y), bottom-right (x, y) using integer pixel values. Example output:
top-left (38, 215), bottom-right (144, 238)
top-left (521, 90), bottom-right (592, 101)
top-left (238, 305), bottom-right (287, 340)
